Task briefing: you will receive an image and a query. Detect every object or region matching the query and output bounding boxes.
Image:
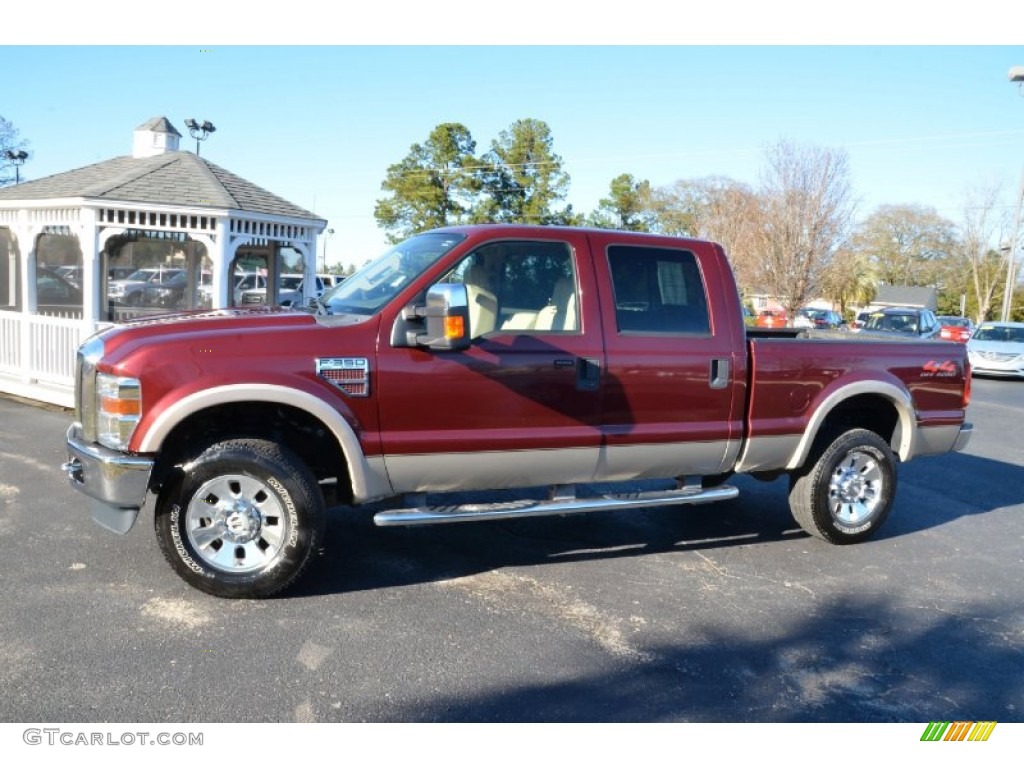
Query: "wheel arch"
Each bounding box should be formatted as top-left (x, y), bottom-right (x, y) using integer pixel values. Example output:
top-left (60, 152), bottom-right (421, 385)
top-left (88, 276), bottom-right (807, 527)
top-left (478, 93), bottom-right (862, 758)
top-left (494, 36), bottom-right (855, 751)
top-left (785, 381), bottom-right (915, 470)
top-left (141, 384), bottom-right (392, 504)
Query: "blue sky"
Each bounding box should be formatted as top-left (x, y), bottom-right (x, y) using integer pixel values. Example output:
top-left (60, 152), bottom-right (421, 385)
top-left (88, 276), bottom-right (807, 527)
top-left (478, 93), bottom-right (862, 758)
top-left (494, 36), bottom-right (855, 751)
top-left (2, 42), bottom-right (1023, 269)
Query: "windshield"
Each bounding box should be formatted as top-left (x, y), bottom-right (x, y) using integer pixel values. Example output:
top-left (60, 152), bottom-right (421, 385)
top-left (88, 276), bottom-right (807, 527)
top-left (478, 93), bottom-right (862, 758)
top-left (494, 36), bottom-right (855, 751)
top-left (973, 325), bottom-right (1024, 343)
top-left (864, 312), bottom-right (918, 333)
top-left (322, 232), bottom-right (466, 316)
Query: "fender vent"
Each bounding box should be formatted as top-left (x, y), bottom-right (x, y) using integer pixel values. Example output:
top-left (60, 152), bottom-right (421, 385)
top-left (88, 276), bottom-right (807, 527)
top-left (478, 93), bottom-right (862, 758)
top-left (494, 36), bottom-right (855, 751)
top-left (316, 357), bottom-right (370, 397)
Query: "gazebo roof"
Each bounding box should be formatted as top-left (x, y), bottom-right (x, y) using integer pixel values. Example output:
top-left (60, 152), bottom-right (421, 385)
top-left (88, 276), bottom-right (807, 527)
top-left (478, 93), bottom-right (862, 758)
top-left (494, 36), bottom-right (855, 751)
top-left (0, 150), bottom-right (321, 221)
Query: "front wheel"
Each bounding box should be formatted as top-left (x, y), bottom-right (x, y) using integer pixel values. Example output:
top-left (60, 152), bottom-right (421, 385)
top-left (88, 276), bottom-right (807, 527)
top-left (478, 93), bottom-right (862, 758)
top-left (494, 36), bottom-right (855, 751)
top-left (788, 428), bottom-right (897, 544)
top-left (154, 438), bottom-right (326, 598)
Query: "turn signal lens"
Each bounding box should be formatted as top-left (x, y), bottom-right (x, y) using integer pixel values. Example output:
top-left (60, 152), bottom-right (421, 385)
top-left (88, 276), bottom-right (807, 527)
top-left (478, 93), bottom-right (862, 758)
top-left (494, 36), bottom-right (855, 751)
top-left (444, 315), bottom-right (465, 340)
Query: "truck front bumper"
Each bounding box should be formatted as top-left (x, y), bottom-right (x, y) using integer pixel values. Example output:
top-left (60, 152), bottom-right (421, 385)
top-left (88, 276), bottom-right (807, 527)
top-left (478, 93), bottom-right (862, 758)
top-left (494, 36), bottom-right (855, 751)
top-left (63, 423), bottom-right (154, 534)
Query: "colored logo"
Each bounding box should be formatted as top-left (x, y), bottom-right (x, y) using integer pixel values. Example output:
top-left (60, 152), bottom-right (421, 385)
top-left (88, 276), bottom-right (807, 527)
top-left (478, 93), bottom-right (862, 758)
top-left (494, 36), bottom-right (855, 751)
top-left (922, 360), bottom-right (958, 378)
top-left (923, 360), bottom-right (957, 374)
top-left (921, 721), bottom-right (997, 741)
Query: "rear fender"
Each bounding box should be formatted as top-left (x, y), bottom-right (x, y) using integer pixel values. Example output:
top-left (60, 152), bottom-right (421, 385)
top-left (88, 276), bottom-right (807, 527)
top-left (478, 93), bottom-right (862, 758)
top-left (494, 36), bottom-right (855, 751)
top-left (785, 380), bottom-right (916, 469)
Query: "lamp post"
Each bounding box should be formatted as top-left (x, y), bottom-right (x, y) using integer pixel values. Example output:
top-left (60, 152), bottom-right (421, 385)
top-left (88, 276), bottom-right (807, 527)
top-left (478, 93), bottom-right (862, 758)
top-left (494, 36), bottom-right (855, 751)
top-left (4, 149), bottom-right (27, 184)
top-left (1002, 177), bottom-right (1024, 323)
top-left (184, 119), bottom-right (216, 156)
top-left (1003, 66), bottom-right (1024, 322)
top-left (321, 228), bottom-right (335, 274)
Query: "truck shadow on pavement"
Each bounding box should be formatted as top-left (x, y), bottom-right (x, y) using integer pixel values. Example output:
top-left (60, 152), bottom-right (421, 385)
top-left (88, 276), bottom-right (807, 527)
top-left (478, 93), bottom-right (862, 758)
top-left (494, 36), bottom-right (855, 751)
top-left (297, 482), bottom-right (796, 598)
top-left (294, 447), bottom-right (1021, 599)
top-left (374, 591), bottom-right (1023, 722)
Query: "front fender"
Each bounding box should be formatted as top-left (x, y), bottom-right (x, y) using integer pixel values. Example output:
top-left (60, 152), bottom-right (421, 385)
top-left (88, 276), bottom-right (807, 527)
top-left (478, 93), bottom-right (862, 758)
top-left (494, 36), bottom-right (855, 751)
top-left (136, 383), bottom-right (392, 503)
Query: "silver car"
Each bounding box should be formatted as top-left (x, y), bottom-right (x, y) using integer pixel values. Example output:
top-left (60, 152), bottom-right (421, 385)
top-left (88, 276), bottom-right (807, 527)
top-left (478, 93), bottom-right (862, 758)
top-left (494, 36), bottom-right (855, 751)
top-left (967, 321), bottom-right (1024, 378)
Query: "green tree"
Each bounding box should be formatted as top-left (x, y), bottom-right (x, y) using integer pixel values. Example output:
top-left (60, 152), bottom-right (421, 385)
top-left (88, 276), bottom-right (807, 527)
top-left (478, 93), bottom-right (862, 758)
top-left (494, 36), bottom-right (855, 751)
top-left (822, 246), bottom-right (878, 318)
top-left (374, 123), bottom-right (480, 243)
top-left (0, 115), bottom-right (30, 187)
top-left (476, 119), bottom-right (572, 224)
top-left (849, 204), bottom-right (957, 287)
top-left (588, 173), bottom-right (654, 231)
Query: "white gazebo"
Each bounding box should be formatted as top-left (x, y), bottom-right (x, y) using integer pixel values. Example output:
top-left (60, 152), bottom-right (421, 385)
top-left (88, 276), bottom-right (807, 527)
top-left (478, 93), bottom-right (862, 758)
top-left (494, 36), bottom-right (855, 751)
top-left (0, 117), bottom-right (327, 407)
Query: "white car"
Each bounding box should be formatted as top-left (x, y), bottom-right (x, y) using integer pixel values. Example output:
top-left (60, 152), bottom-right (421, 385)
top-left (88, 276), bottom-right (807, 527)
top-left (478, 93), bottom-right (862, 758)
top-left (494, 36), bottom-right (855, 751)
top-left (967, 321), bottom-right (1024, 378)
top-left (108, 267), bottom-right (184, 305)
top-left (237, 273), bottom-right (324, 307)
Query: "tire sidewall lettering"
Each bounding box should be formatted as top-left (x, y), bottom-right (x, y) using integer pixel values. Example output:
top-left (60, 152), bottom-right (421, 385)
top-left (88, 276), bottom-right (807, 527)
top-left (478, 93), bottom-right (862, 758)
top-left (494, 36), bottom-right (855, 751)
top-left (265, 475), bottom-right (301, 548)
top-left (168, 503), bottom-right (212, 577)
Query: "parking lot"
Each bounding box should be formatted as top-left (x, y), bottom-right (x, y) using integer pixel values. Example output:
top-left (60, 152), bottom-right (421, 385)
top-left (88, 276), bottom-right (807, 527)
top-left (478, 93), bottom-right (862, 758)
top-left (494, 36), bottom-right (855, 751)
top-left (0, 379), bottom-right (1022, 723)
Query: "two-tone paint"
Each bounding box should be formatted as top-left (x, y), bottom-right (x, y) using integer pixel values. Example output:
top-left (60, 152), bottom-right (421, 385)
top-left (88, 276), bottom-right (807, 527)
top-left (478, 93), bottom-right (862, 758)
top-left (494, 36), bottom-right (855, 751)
top-left (73, 225), bottom-right (971, 526)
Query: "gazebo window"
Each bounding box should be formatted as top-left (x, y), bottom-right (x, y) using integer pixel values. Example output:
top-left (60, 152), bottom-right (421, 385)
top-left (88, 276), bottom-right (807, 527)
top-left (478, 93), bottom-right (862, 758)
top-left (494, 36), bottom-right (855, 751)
top-left (230, 244), bottom-right (307, 308)
top-left (103, 231), bottom-right (210, 322)
top-left (36, 232), bottom-right (83, 318)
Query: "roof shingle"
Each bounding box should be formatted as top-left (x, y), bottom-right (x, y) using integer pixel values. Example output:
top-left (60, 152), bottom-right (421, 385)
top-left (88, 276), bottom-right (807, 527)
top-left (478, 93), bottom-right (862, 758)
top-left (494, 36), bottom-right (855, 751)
top-left (0, 151), bottom-right (320, 221)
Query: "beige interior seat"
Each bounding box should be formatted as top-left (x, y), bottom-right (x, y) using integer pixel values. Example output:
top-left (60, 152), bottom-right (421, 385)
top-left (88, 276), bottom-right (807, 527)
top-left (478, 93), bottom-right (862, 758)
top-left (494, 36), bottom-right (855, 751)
top-left (534, 276), bottom-right (577, 332)
top-left (463, 264), bottom-right (497, 337)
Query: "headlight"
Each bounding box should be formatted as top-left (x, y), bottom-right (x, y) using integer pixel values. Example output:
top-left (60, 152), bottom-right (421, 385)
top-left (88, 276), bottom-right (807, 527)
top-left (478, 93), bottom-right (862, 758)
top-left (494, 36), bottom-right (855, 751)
top-left (96, 373), bottom-right (142, 451)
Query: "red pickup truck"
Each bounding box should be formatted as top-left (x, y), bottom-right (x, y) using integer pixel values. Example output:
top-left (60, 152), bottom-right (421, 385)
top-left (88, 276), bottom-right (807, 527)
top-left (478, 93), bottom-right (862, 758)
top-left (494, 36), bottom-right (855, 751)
top-left (63, 225), bottom-right (972, 598)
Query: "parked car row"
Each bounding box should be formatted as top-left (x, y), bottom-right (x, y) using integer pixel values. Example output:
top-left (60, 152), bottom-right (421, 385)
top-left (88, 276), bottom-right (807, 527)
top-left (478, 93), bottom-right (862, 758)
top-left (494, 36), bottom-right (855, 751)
top-left (752, 307), bottom-right (999, 350)
top-left (105, 269), bottom-right (346, 310)
top-left (753, 307), bottom-right (844, 330)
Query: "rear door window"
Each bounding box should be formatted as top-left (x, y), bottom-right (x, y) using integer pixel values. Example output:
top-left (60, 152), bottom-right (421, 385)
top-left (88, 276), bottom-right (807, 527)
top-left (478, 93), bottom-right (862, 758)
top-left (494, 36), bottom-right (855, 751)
top-left (606, 244), bottom-right (710, 334)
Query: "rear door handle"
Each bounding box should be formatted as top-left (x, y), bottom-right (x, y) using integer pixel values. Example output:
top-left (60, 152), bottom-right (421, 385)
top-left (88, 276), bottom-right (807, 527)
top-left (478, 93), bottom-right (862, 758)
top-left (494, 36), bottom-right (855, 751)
top-left (576, 357), bottom-right (601, 391)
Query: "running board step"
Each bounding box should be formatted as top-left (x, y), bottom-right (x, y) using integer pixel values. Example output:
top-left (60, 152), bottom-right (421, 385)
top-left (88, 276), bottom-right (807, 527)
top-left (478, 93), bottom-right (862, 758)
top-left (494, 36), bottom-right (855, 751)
top-left (373, 484), bottom-right (739, 527)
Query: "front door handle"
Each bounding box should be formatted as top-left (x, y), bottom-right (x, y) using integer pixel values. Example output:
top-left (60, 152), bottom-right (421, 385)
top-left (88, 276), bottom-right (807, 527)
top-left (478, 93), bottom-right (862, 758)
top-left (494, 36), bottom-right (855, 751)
top-left (710, 358), bottom-right (729, 389)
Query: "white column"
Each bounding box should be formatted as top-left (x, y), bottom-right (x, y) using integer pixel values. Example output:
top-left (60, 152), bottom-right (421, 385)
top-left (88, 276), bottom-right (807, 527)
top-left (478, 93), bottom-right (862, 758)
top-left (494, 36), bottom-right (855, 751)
top-left (78, 208), bottom-right (100, 331)
top-left (13, 220), bottom-right (37, 380)
top-left (212, 218), bottom-right (232, 308)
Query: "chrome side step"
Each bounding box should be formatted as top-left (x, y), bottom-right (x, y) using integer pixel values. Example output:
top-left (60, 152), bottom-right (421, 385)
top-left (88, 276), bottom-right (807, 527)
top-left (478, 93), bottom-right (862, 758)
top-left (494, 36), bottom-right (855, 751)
top-left (373, 483), bottom-right (739, 527)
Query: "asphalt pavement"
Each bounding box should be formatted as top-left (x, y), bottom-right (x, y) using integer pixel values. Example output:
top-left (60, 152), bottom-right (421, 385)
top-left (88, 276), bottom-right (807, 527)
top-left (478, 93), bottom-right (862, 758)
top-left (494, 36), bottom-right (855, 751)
top-left (0, 379), bottom-right (1021, 723)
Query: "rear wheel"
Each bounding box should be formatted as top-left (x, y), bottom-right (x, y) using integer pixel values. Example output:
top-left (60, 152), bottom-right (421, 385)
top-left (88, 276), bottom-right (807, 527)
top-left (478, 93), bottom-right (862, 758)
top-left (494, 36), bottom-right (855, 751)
top-left (154, 438), bottom-right (326, 598)
top-left (788, 428), bottom-right (896, 544)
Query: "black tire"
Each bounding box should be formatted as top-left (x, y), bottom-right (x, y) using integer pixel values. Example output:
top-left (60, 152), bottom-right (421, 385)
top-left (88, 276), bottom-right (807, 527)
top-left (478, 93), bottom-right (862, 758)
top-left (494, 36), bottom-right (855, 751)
top-left (788, 428), bottom-right (896, 544)
top-left (154, 438), bottom-right (326, 598)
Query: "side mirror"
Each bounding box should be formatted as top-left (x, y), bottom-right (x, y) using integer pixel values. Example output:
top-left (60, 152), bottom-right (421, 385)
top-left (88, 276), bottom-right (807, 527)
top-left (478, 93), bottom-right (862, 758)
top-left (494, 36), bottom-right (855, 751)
top-left (406, 283), bottom-right (471, 351)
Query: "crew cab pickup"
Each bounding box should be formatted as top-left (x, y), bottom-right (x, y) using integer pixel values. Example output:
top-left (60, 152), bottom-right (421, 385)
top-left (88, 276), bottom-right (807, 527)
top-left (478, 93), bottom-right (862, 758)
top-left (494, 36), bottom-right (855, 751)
top-left (63, 225), bottom-right (973, 598)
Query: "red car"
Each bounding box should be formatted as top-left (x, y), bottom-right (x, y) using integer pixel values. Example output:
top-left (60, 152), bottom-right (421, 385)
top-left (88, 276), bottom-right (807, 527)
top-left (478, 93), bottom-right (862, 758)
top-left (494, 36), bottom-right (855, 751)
top-left (937, 316), bottom-right (975, 343)
top-left (755, 309), bottom-right (788, 328)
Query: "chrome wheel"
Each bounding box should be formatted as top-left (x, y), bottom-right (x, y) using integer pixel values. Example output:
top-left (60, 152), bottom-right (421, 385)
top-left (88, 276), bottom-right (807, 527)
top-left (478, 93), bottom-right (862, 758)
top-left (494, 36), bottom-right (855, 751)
top-left (827, 450), bottom-right (884, 526)
top-left (788, 428), bottom-right (897, 544)
top-left (185, 474), bottom-right (291, 574)
top-left (155, 439), bottom-right (326, 598)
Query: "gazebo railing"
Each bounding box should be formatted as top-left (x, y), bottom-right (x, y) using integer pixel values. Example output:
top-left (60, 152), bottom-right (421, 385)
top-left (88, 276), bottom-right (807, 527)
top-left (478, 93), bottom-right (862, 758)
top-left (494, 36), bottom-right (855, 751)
top-left (0, 310), bottom-right (88, 407)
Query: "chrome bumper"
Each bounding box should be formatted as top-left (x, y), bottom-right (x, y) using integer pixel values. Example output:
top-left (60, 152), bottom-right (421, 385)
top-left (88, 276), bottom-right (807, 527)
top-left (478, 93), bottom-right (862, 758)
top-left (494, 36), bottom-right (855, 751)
top-left (63, 423), bottom-right (154, 534)
top-left (952, 422), bottom-right (973, 453)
